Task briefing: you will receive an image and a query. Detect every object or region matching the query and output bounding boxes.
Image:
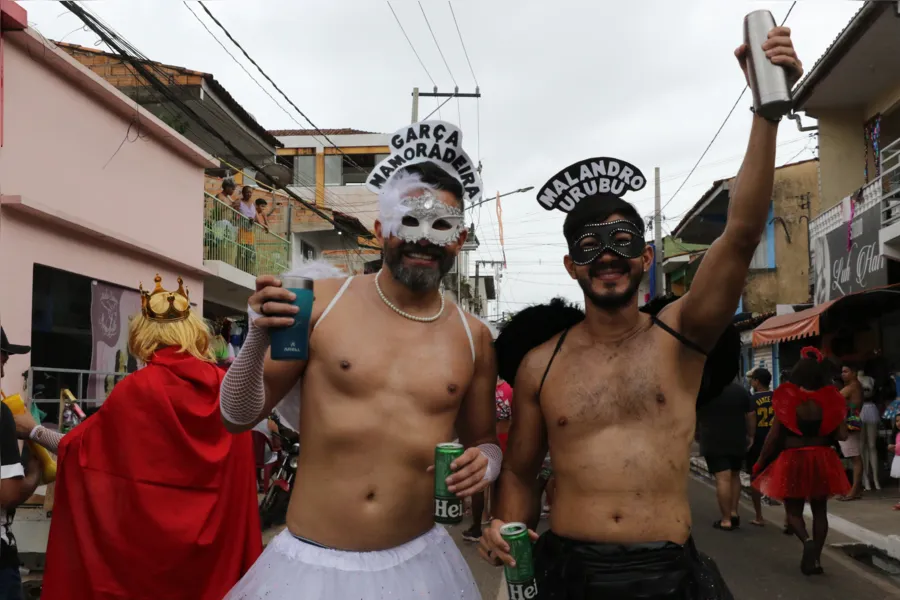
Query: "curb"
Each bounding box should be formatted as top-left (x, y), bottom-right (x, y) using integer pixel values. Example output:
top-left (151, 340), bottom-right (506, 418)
top-left (689, 456), bottom-right (900, 560)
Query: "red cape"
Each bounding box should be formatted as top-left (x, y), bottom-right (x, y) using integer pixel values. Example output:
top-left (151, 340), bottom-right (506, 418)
top-left (41, 348), bottom-right (262, 600)
top-left (773, 382), bottom-right (847, 436)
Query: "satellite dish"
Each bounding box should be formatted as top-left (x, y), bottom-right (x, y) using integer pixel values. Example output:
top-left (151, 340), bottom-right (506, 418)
top-left (257, 162), bottom-right (292, 187)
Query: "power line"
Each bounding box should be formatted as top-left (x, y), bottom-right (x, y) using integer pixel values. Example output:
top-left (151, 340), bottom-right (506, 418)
top-left (195, 2), bottom-right (368, 176)
top-left (387, 1), bottom-right (437, 88)
top-left (424, 96), bottom-right (454, 120)
top-left (419, 1), bottom-right (457, 87)
top-left (58, 1), bottom-right (372, 251)
top-left (656, 1), bottom-right (798, 218)
top-left (448, 1), bottom-right (479, 87)
top-left (182, 2), bottom-right (307, 134)
top-left (447, 1), bottom-right (481, 164)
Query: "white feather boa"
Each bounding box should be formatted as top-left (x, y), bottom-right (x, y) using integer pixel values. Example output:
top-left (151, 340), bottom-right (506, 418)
top-left (273, 259), bottom-right (349, 432)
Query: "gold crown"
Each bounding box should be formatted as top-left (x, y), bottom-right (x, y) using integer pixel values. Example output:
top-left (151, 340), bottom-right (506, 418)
top-left (140, 274), bottom-right (190, 322)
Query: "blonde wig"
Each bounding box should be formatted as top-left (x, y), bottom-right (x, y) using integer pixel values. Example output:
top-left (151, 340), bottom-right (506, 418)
top-left (128, 295), bottom-right (215, 364)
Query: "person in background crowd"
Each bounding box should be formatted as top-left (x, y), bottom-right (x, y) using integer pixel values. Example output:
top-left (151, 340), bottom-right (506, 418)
top-left (698, 380), bottom-right (755, 531)
top-left (746, 367), bottom-right (773, 526)
top-left (216, 178), bottom-right (237, 205)
top-left (752, 347), bottom-right (850, 575)
top-left (838, 364), bottom-right (864, 501)
top-left (232, 186), bottom-right (258, 270)
top-left (859, 371), bottom-right (882, 491)
top-left (888, 414), bottom-right (900, 510)
top-left (0, 329), bottom-right (42, 600)
top-left (463, 378), bottom-right (513, 542)
top-left (535, 452), bottom-right (555, 524)
top-left (255, 198), bottom-right (272, 230)
top-left (37, 275), bottom-right (261, 600)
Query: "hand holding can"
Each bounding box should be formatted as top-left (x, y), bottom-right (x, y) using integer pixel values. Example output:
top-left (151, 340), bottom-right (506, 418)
top-left (433, 442), bottom-right (465, 524)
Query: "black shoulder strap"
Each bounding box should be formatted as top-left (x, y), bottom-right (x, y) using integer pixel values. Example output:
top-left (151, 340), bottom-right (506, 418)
top-left (650, 315), bottom-right (707, 357)
top-left (538, 328), bottom-right (570, 397)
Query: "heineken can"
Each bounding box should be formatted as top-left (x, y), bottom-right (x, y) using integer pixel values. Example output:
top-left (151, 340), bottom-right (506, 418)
top-left (501, 522), bottom-right (538, 600)
top-left (433, 442), bottom-right (464, 524)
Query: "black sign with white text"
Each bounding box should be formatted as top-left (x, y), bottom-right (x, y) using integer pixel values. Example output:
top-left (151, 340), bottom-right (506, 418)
top-left (536, 157), bottom-right (647, 213)
top-left (812, 201), bottom-right (887, 305)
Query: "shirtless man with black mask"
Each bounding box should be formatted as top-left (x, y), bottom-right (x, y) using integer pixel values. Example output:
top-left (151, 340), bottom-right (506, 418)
top-left (479, 26), bottom-right (802, 599)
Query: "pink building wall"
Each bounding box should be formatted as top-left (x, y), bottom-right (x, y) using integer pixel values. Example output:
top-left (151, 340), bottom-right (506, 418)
top-left (0, 29), bottom-right (216, 395)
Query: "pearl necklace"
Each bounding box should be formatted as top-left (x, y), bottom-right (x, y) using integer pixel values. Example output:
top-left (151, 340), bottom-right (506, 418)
top-left (374, 270), bottom-right (445, 323)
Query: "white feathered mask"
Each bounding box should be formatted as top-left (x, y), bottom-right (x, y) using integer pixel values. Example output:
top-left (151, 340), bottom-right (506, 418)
top-left (378, 170), bottom-right (465, 246)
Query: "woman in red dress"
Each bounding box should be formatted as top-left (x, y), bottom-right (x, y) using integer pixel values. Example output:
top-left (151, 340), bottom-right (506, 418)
top-left (752, 347), bottom-right (851, 576)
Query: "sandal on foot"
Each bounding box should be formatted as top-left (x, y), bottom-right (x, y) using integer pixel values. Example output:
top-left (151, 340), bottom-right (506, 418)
top-left (713, 521), bottom-right (735, 531)
top-left (750, 519), bottom-right (765, 527)
top-left (731, 516), bottom-right (741, 528)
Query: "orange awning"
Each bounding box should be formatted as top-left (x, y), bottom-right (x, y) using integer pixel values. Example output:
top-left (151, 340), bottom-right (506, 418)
top-left (752, 301), bottom-right (835, 348)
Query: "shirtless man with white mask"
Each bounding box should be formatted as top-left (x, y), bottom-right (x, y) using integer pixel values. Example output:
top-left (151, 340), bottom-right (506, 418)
top-left (479, 27), bottom-right (802, 600)
top-left (221, 122), bottom-right (499, 600)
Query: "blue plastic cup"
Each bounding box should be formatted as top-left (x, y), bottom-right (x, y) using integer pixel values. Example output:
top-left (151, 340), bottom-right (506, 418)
top-left (270, 276), bottom-right (314, 361)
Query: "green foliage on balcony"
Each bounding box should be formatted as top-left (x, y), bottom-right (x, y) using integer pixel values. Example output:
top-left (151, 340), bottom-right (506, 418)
top-left (203, 194), bottom-right (290, 277)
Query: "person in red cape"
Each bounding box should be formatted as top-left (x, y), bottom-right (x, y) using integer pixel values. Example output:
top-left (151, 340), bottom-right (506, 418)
top-left (35, 275), bottom-right (262, 600)
top-left (752, 347), bottom-right (850, 576)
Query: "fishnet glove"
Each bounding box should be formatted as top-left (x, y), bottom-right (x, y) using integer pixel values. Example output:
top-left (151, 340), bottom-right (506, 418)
top-left (478, 443), bottom-right (503, 482)
top-left (30, 426), bottom-right (64, 454)
top-left (220, 319), bottom-right (269, 427)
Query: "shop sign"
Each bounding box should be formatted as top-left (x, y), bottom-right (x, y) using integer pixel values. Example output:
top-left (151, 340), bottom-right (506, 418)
top-left (812, 201), bottom-right (887, 304)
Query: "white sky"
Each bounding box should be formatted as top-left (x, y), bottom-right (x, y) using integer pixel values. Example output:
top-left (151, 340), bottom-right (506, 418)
top-left (22, 0), bottom-right (862, 316)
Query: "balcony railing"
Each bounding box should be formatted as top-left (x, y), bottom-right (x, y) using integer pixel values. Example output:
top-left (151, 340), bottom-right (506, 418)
top-left (878, 137), bottom-right (900, 227)
top-left (204, 194), bottom-right (290, 277)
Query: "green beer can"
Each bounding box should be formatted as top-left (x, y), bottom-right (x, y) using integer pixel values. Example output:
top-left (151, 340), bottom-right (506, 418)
top-left (433, 442), bottom-right (464, 524)
top-left (500, 522), bottom-right (538, 600)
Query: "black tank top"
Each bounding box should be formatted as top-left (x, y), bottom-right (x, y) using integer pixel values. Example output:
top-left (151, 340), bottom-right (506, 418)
top-left (537, 316), bottom-right (707, 396)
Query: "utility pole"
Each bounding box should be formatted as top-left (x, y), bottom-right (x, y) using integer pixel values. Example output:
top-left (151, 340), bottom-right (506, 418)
top-left (654, 167), bottom-right (664, 297)
top-left (411, 87), bottom-right (482, 122)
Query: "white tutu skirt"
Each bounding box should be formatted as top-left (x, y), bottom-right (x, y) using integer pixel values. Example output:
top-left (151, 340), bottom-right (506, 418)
top-left (860, 402), bottom-right (881, 424)
top-left (891, 456), bottom-right (900, 479)
top-left (224, 525), bottom-right (481, 599)
top-left (839, 432), bottom-right (861, 458)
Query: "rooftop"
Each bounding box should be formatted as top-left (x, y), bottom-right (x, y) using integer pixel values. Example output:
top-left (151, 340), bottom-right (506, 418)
top-left (673, 158), bottom-right (818, 242)
top-left (54, 42), bottom-right (282, 149)
top-left (269, 128), bottom-right (379, 137)
top-left (792, 1), bottom-right (897, 114)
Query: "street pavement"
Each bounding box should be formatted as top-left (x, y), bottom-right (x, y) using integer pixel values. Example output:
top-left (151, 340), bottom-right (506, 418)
top-left (446, 475), bottom-right (900, 600)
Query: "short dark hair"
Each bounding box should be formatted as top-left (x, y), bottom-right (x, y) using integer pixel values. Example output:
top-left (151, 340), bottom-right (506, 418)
top-left (399, 163), bottom-right (464, 209)
top-left (562, 195), bottom-right (645, 243)
top-left (242, 185), bottom-right (252, 194)
top-left (222, 179), bottom-right (236, 190)
top-left (255, 198), bottom-right (267, 206)
top-left (750, 367), bottom-right (771, 387)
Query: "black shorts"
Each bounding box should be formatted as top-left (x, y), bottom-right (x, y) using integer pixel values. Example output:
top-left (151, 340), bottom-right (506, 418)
top-left (704, 455), bottom-right (744, 474)
top-left (533, 530), bottom-right (734, 599)
top-left (744, 439), bottom-right (766, 473)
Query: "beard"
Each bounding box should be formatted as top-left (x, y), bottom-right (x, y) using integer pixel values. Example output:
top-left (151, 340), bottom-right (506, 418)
top-left (577, 257), bottom-right (643, 310)
top-left (383, 242), bottom-right (455, 292)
